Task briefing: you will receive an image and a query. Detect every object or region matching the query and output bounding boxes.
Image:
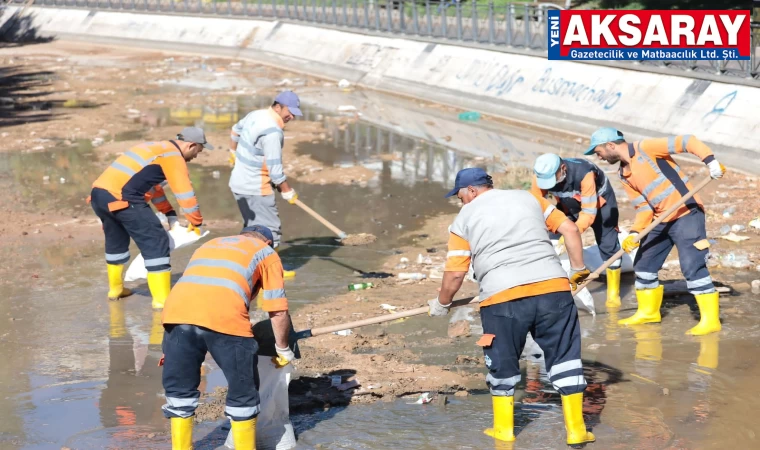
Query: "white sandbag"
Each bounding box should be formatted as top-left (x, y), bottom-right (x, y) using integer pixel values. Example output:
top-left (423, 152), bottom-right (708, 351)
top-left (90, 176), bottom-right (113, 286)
top-left (225, 357), bottom-right (296, 450)
top-left (124, 223), bottom-right (210, 282)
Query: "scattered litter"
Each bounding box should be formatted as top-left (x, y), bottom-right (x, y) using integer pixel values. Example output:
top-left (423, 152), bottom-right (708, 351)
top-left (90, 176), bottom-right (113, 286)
top-left (398, 273), bottom-right (427, 281)
top-left (720, 225), bottom-right (731, 235)
top-left (91, 137), bottom-right (104, 147)
top-left (750, 218), bottom-right (760, 230)
top-left (59, 177), bottom-right (66, 184)
top-left (408, 393), bottom-right (433, 405)
top-left (212, 170), bottom-right (220, 179)
top-left (752, 280), bottom-right (760, 295)
top-left (723, 206), bottom-right (736, 218)
top-left (338, 105), bottom-right (357, 112)
top-left (717, 232), bottom-right (750, 243)
top-left (276, 78), bottom-right (293, 86)
top-left (732, 224), bottom-right (747, 233)
top-left (416, 254), bottom-right (424, 264)
top-left (587, 343), bottom-right (602, 350)
top-left (399, 257), bottom-right (409, 264)
top-left (338, 79), bottom-right (351, 89)
top-left (458, 111), bottom-right (481, 122)
top-left (720, 252), bottom-right (752, 269)
top-left (662, 388), bottom-right (670, 396)
top-left (395, 224), bottom-right (404, 229)
top-left (42, 175), bottom-right (50, 184)
top-left (348, 282), bottom-right (374, 291)
top-left (332, 329), bottom-right (353, 336)
top-left (380, 304), bottom-right (398, 311)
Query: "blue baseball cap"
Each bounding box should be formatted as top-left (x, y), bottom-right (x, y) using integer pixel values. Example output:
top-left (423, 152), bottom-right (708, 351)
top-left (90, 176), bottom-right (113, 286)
top-left (274, 91), bottom-right (302, 117)
top-left (584, 127), bottom-right (624, 155)
top-left (241, 225), bottom-right (274, 246)
top-left (534, 153), bottom-right (562, 190)
top-left (445, 168), bottom-right (493, 198)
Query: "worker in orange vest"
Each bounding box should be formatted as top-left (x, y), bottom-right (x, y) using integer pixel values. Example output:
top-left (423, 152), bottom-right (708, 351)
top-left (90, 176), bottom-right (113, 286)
top-left (160, 225), bottom-right (294, 450)
top-left (90, 127), bottom-right (212, 309)
top-left (586, 128), bottom-right (725, 335)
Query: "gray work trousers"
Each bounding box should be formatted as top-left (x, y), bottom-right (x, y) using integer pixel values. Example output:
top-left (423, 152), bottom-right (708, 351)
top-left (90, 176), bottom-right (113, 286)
top-left (232, 192), bottom-right (282, 248)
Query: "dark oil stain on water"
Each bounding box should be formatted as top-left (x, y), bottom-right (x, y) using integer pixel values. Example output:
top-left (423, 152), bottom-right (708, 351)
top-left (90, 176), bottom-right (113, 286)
top-left (3, 105), bottom-right (760, 450)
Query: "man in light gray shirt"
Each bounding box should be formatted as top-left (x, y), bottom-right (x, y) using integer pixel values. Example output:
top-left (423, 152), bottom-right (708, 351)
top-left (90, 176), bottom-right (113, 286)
top-left (229, 91), bottom-right (301, 259)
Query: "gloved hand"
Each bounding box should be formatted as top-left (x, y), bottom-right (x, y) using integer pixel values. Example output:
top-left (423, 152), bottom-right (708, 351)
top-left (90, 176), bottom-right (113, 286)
top-left (188, 223), bottom-right (205, 237)
top-left (167, 214), bottom-right (179, 229)
top-left (707, 160), bottom-right (726, 179)
top-left (569, 266), bottom-right (591, 290)
top-left (272, 344), bottom-right (295, 369)
top-left (228, 149), bottom-right (236, 167)
top-left (428, 297), bottom-right (451, 316)
top-left (281, 189), bottom-right (298, 205)
top-left (622, 233), bottom-right (640, 253)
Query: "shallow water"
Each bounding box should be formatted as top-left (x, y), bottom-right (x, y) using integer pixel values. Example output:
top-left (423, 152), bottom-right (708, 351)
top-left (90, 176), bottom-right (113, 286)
top-left (3, 64), bottom-right (760, 450)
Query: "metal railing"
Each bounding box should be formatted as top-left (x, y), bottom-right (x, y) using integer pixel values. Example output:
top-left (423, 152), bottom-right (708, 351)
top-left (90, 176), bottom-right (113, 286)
top-left (8, 0), bottom-right (760, 80)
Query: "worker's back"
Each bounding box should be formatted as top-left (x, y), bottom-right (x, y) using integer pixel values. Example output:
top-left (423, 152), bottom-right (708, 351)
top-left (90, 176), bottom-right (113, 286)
top-left (229, 109), bottom-right (285, 196)
top-left (450, 189), bottom-right (566, 300)
top-left (162, 235), bottom-right (287, 337)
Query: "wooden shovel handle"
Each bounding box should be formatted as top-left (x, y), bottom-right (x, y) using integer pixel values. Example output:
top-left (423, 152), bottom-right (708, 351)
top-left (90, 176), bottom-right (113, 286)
top-left (294, 199), bottom-right (347, 239)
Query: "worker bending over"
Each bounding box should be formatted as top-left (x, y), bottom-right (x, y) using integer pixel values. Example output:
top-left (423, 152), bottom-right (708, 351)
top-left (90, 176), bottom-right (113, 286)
top-left (91, 127), bottom-right (211, 309)
top-left (429, 168), bottom-right (595, 447)
top-left (160, 225), bottom-right (294, 450)
top-left (586, 128), bottom-right (725, 335)
top-left (532, 153), bottom-right (623, 308)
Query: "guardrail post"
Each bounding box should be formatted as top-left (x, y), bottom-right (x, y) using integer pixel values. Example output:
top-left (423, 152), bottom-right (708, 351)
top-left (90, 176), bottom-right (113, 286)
top-left (374, 0), bottom-right (380, 29)
top-left (425, 0), bottom-right (431, 36)
top-left (352, 0), bottom-right (358, 26)
top-left (523, 3), bottom-right (530, 47)
top-left (471, 0), bottom-right (477, 42)
top-left (342, 0), bottom-right (348, 25)
top-left (412, 0), bottom-right (419, 35)
top-left (400, 0), bottom-right (406, 33)
top-left (488, 0), bottom-right (494, 44)
top-left (272, 0), bottom-right (277, 18)
top-left (456, 0), bottom-right (462, 41)
top-left (505, 3), bottom-right (511, 45)
top-left (386, 0), bottom-right (392, 32)
top-left (440, 1), bottom-right (447, 38)
top-left (363, 0), bottom-right (369, 27)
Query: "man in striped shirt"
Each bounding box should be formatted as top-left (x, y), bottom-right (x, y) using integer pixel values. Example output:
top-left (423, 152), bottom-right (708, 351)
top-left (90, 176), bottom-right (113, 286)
top-left (429, 168), bottom-right (595, 447)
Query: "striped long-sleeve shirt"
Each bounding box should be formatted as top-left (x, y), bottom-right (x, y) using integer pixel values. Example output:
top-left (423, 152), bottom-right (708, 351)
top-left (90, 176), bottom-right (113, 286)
top-left (229, 108), bottom-right (286, 196)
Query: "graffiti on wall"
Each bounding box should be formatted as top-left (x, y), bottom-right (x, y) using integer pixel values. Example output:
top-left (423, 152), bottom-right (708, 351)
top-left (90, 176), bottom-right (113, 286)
top-left (455, 60), bottom-right (524, 97)
top-left (701, 90), bottom-right (737, 130)
top-left (531, 68), bottom-right (622, 110)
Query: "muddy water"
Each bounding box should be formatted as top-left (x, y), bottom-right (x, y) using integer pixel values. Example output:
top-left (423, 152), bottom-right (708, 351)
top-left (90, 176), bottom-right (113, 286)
top-left (3, 86), bottom-right (760, 450)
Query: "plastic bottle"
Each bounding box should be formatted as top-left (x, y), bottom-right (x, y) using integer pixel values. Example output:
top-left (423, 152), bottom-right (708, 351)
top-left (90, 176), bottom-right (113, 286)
top-left (348, 282), bottom-right (374, 291)
top-left (398, 273), bottom-right (427, 280)
top-left (723, 206), bottom-right (736, 217)
top-left (720, 225), bottom-right (731, 235)
top-left (457, 111), bottom-right (481, 121)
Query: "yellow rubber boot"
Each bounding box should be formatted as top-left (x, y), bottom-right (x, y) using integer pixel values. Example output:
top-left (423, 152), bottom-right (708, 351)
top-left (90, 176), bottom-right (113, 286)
top-left (275, 247), bottom-right (296, 279)
top-left (108, 299), bottom-right (126, 339)
top-left (696, 333), bottom-right (720, 370)
top-left (484, 396), bottom-right (515, 442)
top-left (686, 291), bottom-right (721, 336)
top-left (107, 264), bottom-right (133, 300)
top-left (231, 418), bottom-right (256, 449)
top-left (632, 325), bottom-right (662, 361)
top-left (170, 416), bottom-right (193, 450)
top-left (561, 393), bottom-right (595, 447)
top-left (149, 310), bottom-right (164, 345)
top-left (147, 271), bottom-right (172, 310)
top-left (618, 285), bottom-right (664, 326)
top-left (605, 268), bottom-right (622, 308)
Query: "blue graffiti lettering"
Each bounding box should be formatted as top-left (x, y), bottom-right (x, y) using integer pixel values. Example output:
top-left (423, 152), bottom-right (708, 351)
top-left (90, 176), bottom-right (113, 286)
top-left (702, 90), bottom-right (737, 122)
top-left (456, 60), bottom-right (524, 97)
top-left (532, 68), bottom-right (622, 110)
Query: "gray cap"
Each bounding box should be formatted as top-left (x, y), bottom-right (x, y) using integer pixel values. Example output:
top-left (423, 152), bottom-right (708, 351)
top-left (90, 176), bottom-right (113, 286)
top-left (177, 127), bottom-right (214, 150)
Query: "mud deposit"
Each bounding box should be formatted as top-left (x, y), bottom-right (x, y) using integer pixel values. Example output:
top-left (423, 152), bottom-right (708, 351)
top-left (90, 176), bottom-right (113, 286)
top-left (3, 41), bottom-right (760, 450)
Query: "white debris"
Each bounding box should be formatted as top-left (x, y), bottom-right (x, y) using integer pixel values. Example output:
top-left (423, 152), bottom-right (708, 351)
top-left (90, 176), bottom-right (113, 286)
top-left (332, 329), bottom-right (353, 336)
top-left (338, 79), bottom-right (351, 89)
top-left (380, 304), bottom-right (398, 311)
top-left (338, 105), bottom-right (357, 112)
